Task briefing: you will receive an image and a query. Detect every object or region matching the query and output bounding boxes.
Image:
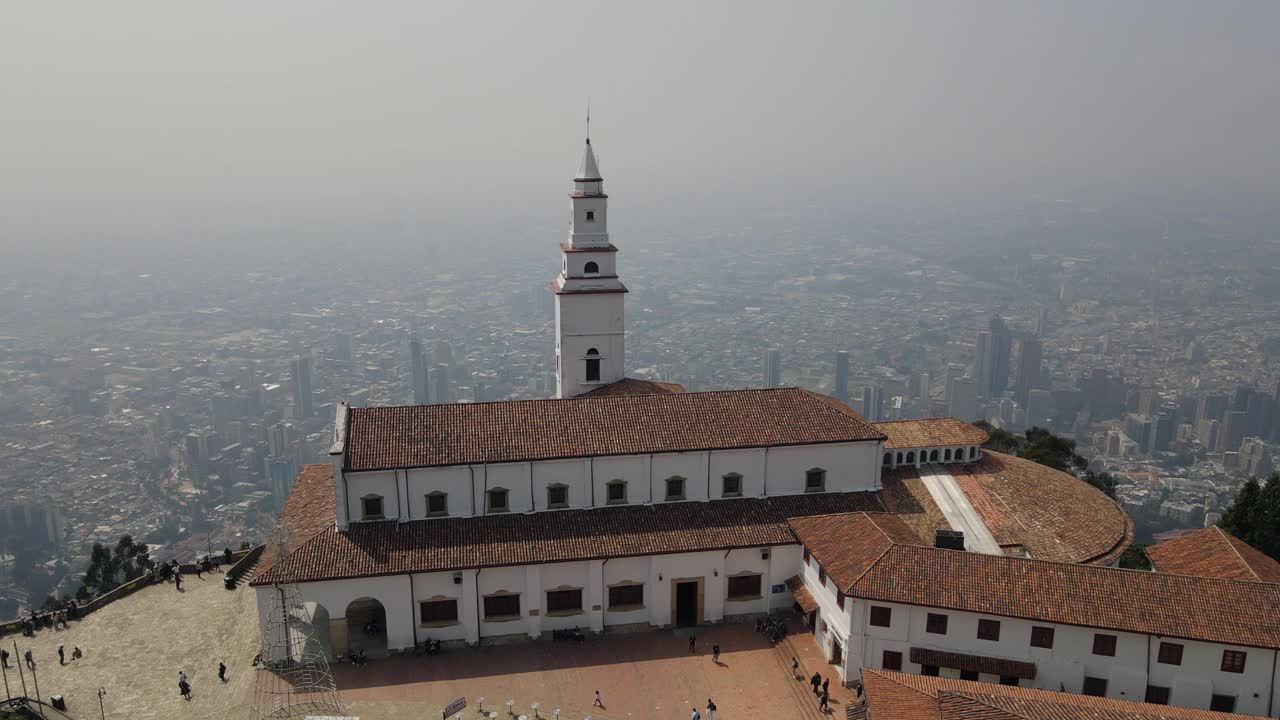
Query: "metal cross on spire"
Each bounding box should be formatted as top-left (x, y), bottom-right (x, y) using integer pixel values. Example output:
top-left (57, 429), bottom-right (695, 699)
top-left (586, 97), bottom-right (591, 145)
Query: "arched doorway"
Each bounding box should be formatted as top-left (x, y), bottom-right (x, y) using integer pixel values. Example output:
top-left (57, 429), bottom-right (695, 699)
top-left (346, 597), bottom-right (388, 656)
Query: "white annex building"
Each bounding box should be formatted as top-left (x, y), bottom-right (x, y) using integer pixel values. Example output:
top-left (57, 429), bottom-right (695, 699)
top-left (254, 134), bottom-right (1280, 717)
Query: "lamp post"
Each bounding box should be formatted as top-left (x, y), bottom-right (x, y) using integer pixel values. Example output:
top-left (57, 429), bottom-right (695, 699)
top-left (2, 654), bottom-right (11, 702)
top-left (97, 687), bottom-right (107, 720)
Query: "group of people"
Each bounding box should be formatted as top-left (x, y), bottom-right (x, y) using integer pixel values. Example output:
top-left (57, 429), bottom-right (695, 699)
top-left (18, 598), bottom-right (79, 636)
top-left (56, 644), bottom-right (85, 664)
top-left (809, 671), bottom-right (832, 712)
top-left (690, 697), bottom-right (718, 719)
top-left (177, 663), bottom-right (228, 702)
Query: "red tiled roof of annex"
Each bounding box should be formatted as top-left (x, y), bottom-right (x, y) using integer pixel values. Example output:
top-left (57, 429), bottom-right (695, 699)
top-left (342, 387), bottom-right (886, 471)
top-left (788, 512), bottom-right (921, 591)
top-left (252, 464), bottom-right (882, 586)
top-left (863, 669), bottom-right (1264, 720)
top-left (1146, 526), bottom-right (1280, 583)
top-left (850, 543), bottom-right (1280, 649)
top-left (872, 418), bottom-right (989, 450)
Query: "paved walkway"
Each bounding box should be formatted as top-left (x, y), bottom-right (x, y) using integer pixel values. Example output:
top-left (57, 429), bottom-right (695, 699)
top-left (1, 571), bottom-right (258, 720)
top-left (335, 620), bottom-right (853, 720)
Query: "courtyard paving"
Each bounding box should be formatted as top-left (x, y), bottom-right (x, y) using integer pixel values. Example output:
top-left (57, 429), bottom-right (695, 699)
top-left (3, 576), bottom-right (852, 720)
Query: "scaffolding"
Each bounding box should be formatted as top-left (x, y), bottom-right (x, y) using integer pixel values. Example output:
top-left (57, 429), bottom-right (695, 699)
top-left (250, 522), bottom-right (346, 720)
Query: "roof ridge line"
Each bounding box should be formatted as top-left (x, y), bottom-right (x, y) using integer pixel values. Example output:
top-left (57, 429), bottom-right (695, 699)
top-left (1217, 526), bottom-right (1263, 582)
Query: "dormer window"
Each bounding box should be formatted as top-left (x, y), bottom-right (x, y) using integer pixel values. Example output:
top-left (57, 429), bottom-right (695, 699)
top-left (547, 483), bottom-right (569, 509)
top-left (361, 494), bottom-right (384, 520)
top-left (584, 261), bottom-right (599, 275)
top-left (665, 476), bottom-right (686, 501)
top-left (585, 210), bottom-right (595, 222)
top-left (487, 487), bottom-right (509, 513)
top-left (585, 348), bottom-right (601, 383)
top-left (426, 491), bottom-right (448, 517)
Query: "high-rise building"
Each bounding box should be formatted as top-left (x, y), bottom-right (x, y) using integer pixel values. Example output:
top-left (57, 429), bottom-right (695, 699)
top-left (433, 363), bottom-right (451, 405)
top-left (861, 384), bottom-right (883, 422)
top-left (987, 316), bottom-right (1012, 397)
top-left (1026, 389), bottom-right (1054, 429)
top-left (947, 377), bottom-right (979, 422)
top-left (291, 354), bottom-right (313, 419)
top-left (334, 333), bottom-right (353, 363)
top-left (1014, 337), bottom-right (1042, 403)
top-left (552, 135), bottom-right (626, 397)
top-left (763, 348), bottom-right (782, 388)
top-left (833, 350), bottom-right (849, 401)
top-left (269, 458), bottom-right (299, 515)
top-left (410, 338), bottom-right (431, 405)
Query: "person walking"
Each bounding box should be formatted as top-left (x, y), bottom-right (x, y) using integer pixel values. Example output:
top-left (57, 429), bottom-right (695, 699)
top-left (1, 647), bottom-right (9, 668)
top-left (706, 698), bottom-right (717, 720)
top-left (822, 677), bottom-right (830, 696)
top-left (58, 645), bottom-right (65, 665)
top-left (711, 643), bottom-right (720, 663)
top-left (24, 649), bottom-right (34, 671)
top-left (791, 657), bottom-right (800, 679)
top-left (819, 690), bottom-right (830, 713)
top-left (218, 661), bottom-right (227, 682)
top-left (593, 690), bottom-right (603, 708)
top-left (688, 634), bottom-right (696, 654)
top-left (691, 708), bottom-right (701, 720)
top-left (810, 671), bottom-right (821, 695)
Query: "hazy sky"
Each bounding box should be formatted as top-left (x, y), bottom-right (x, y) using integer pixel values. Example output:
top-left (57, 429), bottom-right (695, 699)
top-left (2, 1), bottom-right (1278, 239)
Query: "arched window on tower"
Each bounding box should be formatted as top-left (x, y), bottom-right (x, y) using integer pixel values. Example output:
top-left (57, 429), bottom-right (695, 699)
top-left (585, 348), bottom-right (601, 382)
top-left (584, 261), bottom-right (599, 275)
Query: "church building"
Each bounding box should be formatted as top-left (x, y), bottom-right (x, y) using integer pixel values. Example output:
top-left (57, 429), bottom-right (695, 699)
top-left (248, 133), bottom-right (1280, 714)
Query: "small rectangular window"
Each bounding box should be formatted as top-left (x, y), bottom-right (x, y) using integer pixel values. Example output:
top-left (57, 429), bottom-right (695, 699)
top-left (922, 665), bottom-right (940, 677)
top-left (803, 547), bottom-right (811, 565)
top-left (722, 473), bottom-right (742, 497)
top-left (483, 593), bottom-right (520, 619)
top-left (487, 488), bottom-right (509, 512)
top-left (882, 650), bottom-right (902, 671)
top-left (926, 613), bottom-right (948, 635)
top-left (606, 480), bottom-right (626, 504)
top-left (977, 618), bottom-right (1001, 641)
top-left (361, 495), bottom-right (383, 519)
top-left (419, 599), bottom-right (458, 625)
top-left (426, 492), bottom-right (447, 516)
top-left (608, 583), bottom-right (643, 609)
top-left (1157, 642), bottom-right (1183, 666)
top-left (1221, 650), bottom-right (1247, 673)
top-left (1145, 686), bottom-right (1170, 705)
top-left (586, 356), bottom-right (601, 382)
top-left (817, 566), bottom-right (826, 585)
top-left (869, 606), bottom-right (892, 627)
top-left (726, 574), bottom-right (762, 600)
top-left (547, 485), bottom-right (568, 509)
top-left (1092, 633), bottom-right (1117, 657)
top-left (805, 469), bottom-right (826, 492)
top-left (585, 210), bottom-right (595, 221)
top-left (546, 588), bottom-right (583, 614)
top-left (1210, 694), bottom-right (1236, 713)
top-left (960, 670), bottom-right (979, 681)
top-left (837, 592), bottom-right (846, 611)
top-left (1082, 677), bottom-right (1108, 697)
top-left (665, 476), bottom-right (685, 501)
top-left (1030, 626), bottom-right (1055, 649)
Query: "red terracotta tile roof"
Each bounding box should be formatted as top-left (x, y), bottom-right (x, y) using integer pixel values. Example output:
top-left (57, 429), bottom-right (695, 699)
top-left (581, 378), bottom-right (685, 397)
top-left (342, 387), bottom-right (886, 471)
top-left (849, 544), bottom-right (1280, 649)
top-left (873, 418), bottom-right (988, 450)
top-left (1146, 526), bottom-right (1280, 583)
top-left (882, 452), bottom-right (1132, 565)
top-left (863, 669), bottom-right (1262, 720)
top-left (251, 464), bottom-right (882, 586)
top-left (786, 575), bottom-right (819, 614)
top-left (788, 512), bottom-right (922, 591)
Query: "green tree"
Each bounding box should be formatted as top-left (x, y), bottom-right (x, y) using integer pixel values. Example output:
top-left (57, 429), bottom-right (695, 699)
top-left (1220, 477), bottom-right (1262, 544)
top-left (1118, 543), bottom-right (1152, 570)
top-left (78, 535), bottom-right (154, 597)
top-left (979, 424), bottom-right (1115, 498)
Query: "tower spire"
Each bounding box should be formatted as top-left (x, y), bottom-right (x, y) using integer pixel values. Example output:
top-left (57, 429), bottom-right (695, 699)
top-left (586, 97), bottom-right (591, 145)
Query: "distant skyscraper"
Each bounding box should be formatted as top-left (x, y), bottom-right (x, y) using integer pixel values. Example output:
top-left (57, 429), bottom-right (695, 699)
top-left (334, 333), bottom-right (353, 363)
top-left (410, 338), bottom-right (431, 405)
top-left (861, 384), bottom-right (883, 422)
top-left (291, 354), bottom-right (313, 419)
top-left (1014, 337), bottom-right (1042, 403)
top-left (763, 348), bottom-right (782, 388)
top-left (269, 458), bottom-right (299, 515)
top-left (947, 377), bottom-right (979, 422)
top-left (433, 363), bottom-right (451, 404)
top-left (833, 351), bottom-right (849, 401)
top-left (987, 316), bottom-right (1012, 397)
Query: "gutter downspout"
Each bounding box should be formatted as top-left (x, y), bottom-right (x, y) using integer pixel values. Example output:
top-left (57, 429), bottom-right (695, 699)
top-left (590, 457), bottom-right (595, 507)
top-left (706, 452), bottom-right (712, 500)
top-left (763, 447), bottom-right (771, 496)
top-left (1267, 648), bottom-right (1277, 717)
top-left (409, 575), bottom-right (418, 650)
top-left (648, 454), bottom-right (654, 504)
top-left (469, 465), bottom-right (475, 517)
top-left (601, 558), bottom-right (610, 634)
top-left (474, 568), bottom-right (483, 647)
top-left (394, 470), bottom-right (403, 521)
top-left (529, 461), bottom-right (535, 512)
top-left (1145, 635), bottom-right (1151, 690)
top-left (482, 455), bottom-right (489, 515)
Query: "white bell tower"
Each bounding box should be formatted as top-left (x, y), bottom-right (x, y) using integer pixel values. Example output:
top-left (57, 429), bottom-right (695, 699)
top-left (553, 132), bottom-right (626, 398)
